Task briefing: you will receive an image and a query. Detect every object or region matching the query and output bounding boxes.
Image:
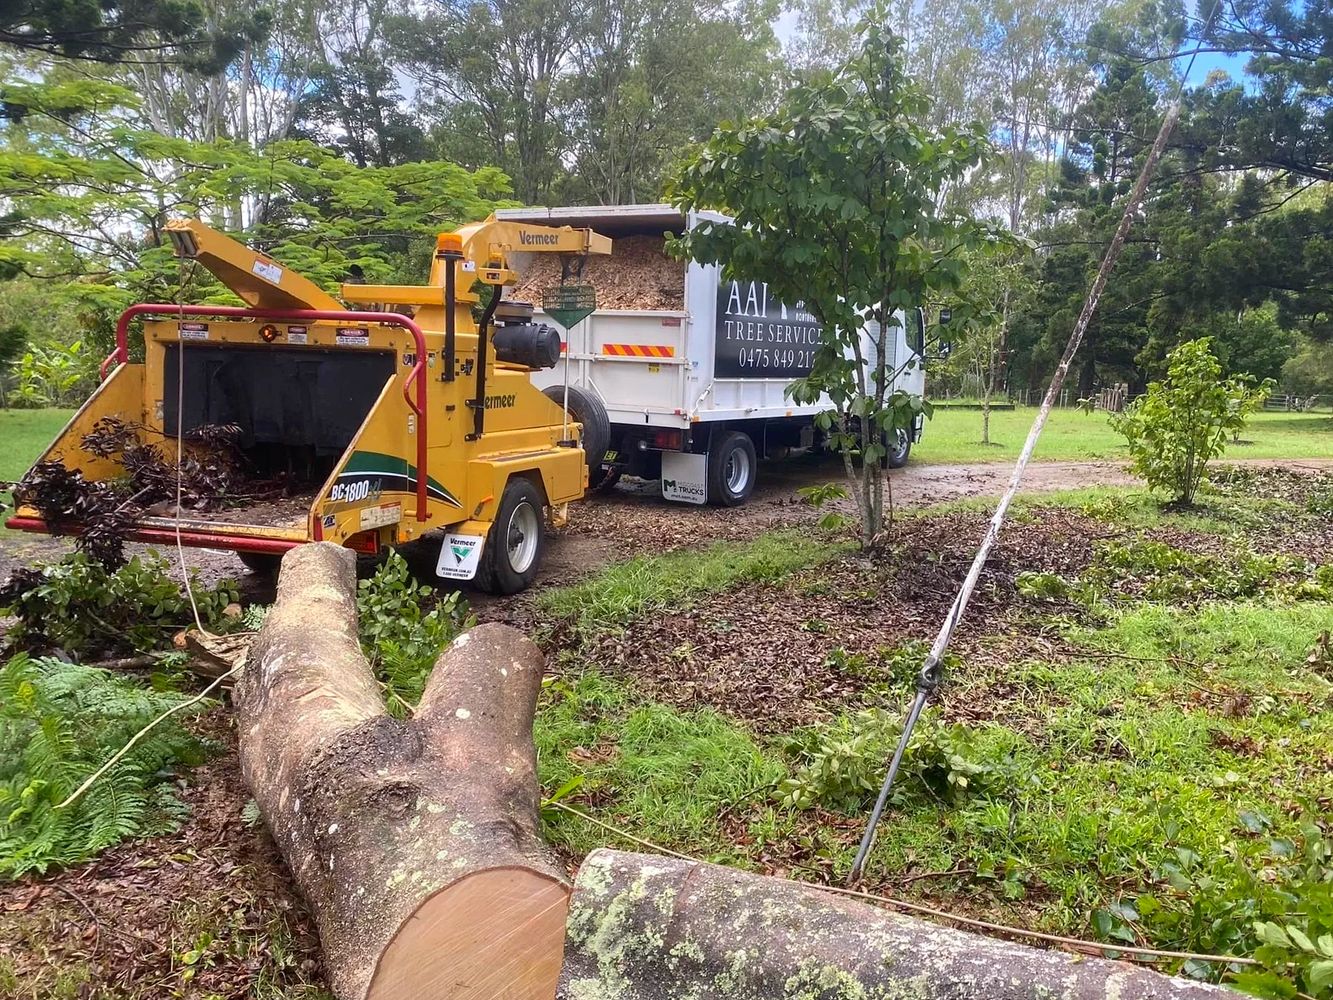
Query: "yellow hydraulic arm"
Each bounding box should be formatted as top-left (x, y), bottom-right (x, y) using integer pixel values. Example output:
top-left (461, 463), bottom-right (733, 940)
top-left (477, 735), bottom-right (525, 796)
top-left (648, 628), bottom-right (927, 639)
top-left (163, 219), bottom-right (344, 312)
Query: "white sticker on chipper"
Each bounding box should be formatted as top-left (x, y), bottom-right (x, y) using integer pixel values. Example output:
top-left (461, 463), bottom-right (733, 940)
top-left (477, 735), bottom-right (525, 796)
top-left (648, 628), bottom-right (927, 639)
top-left (661, 451), bottom-right (708, 505)
top-left (252, 259), bottom-right (283, 284)
top-left (359, 502), bottom-right (401, 532)
top-left (436, 533), bottom-right (485, 580)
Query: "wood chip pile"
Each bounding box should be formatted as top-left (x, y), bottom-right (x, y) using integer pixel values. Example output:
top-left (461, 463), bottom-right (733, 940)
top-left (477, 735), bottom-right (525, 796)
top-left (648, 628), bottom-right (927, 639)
top-left (507, 235), bottom-right (685, 311)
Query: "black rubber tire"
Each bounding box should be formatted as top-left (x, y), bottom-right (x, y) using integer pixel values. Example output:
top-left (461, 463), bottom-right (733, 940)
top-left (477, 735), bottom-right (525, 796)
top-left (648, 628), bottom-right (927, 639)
top-left (237, 551), bottom-right (282, 576)
top-left (542, 384), bottom-right (610, 472)
top-left (476, 477), bottom-right (546, 595)
top-left (886, 428), bottom-right (912, 469)
top-left (707, 430), bottom-right (757, 507)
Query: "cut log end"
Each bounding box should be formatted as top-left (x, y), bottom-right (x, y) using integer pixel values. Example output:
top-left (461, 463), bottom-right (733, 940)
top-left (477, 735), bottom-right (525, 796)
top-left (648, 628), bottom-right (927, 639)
top-left (367, 867), bottom-right (570, 1000)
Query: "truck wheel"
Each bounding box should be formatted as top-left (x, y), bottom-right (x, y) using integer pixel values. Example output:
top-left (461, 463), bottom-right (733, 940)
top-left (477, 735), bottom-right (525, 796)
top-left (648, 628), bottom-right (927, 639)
top-left (886, 428), bottom-right (912, 469)
top-left (477, 478), bottom-right (546, 595)
top-left (542, 385), bottom-right (610, 472)
top-left (707, 431), bottom-right (757, 507)
top-left (237, 551), bottom-right (282, 576)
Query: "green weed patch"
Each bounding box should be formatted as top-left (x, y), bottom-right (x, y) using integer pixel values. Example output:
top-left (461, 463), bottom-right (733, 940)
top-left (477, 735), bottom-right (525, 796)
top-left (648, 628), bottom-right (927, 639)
top-left (0, 655), bottom-right (209, 877)
top-left (536, 528), bottom-right (849, 639)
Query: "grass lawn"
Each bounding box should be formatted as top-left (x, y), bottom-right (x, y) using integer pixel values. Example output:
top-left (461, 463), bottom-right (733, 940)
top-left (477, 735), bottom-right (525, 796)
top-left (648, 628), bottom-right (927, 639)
top-left (0, 408), bottom-right (71, 481)
top-left (533, 469), bottom-right (1333, 995)
top-left (915, 405), bottom-right (1333, 465)
top-left (0, 408), bottom-right (73, 538)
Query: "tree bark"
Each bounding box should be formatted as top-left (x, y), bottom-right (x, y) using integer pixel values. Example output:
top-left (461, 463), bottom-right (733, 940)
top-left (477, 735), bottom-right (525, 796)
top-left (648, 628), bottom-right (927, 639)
top-left (242, 545), bottom-right (1240, 1000)
top-left (560, 850), bottom-right (1235, 1000)
top-left (234, 543), bottom-right (568, 1000)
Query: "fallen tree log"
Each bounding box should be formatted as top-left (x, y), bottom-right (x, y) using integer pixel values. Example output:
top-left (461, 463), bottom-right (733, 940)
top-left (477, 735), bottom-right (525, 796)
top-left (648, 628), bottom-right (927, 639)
top-left (240, 543), bottom-right (1237, 1000)
top-left (560, 850), bottom-right (1234, 999)
top-left (233, 543), bottom-right (567, 1000)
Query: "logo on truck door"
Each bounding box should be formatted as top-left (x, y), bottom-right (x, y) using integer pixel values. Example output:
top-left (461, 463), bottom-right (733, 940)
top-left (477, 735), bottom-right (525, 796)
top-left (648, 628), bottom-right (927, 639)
top-left (714, 280), bottom-right (822, 379)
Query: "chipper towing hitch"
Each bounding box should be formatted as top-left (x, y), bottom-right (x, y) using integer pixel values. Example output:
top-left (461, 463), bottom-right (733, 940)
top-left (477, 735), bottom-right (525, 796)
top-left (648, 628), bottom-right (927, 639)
top-left (6, 216), bottom-right (612, 594)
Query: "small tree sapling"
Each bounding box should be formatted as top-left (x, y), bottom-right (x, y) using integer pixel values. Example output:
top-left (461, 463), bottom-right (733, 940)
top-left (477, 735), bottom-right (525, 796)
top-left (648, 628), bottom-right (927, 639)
top-left (667, 14), bottom-right (1008, 547)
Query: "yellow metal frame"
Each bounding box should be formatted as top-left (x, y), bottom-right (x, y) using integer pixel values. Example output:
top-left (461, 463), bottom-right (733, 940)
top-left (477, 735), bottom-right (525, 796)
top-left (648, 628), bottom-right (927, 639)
top-left (13, 215), bottom-right (612, 561)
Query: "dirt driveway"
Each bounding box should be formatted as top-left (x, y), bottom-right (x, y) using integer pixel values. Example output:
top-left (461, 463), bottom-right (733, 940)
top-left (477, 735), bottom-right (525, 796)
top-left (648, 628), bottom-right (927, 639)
top-left (5, 456), bottom-right (1331, 600)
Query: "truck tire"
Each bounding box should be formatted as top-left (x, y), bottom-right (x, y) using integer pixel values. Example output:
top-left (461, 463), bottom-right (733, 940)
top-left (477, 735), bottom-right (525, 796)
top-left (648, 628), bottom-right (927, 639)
top-left (886, 428), bottom-right (911, 468)
top-left (542, 385), bottom-right (610, 473)
top-left (707, 431), bottom-right (757, 507)
top-left (238, 551), bottom-right (282, 576)
top-left (476, 477), bottom-right (546, 595)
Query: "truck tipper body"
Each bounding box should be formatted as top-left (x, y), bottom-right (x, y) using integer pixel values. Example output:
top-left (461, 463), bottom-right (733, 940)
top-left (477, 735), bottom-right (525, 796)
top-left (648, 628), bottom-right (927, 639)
top-left (496, 204), bottom-right (927, 506)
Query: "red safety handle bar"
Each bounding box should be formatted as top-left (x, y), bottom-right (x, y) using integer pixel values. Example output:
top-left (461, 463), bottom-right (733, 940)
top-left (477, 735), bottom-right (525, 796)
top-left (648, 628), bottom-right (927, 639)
top-left (102, 304), bottom-right (431, 522)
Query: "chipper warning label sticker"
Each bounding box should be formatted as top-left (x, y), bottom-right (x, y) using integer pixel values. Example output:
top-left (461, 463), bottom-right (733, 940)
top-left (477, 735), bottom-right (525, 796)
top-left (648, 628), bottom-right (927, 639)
top-left (436, 533), bottom-right (485, 580)
top-left (336, 327), bottom-right (370, 345)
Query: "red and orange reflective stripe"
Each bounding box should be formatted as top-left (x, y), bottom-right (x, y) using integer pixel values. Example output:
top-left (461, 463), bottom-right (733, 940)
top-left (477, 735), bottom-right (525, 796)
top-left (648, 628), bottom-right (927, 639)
top-left (601, 343), bottom-right (675, 358)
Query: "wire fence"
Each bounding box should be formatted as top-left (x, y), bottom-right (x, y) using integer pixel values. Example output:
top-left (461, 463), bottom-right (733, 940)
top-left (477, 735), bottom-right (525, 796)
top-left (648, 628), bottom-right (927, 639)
top-left (933, 386), bottom-right (1333, 414)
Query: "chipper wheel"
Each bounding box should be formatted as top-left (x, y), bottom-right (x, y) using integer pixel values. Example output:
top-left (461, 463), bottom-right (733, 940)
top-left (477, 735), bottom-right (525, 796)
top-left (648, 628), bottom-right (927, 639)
top-left (476, 478), bottom-right (546, 595)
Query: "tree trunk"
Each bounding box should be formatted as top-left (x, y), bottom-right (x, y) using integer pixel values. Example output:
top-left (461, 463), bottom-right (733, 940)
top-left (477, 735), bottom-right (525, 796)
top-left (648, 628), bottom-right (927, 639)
top-left (233, 543), bottom-right (568, 1000)
top-left (560, 851), bottom-right (1234, 1000)
top-left (242, 545), bottom-right (1239, 1000)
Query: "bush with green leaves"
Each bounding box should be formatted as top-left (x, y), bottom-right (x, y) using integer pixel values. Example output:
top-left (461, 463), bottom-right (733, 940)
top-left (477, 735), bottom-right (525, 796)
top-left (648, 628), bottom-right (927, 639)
top-left (1109, 816), bottom-right (1333, 999)
top-left (778, 709), bottom-right (1007, 812)
top-left (0, 654), bottom-right (208, 877)
top-left (668, 20), bottom-right (1005, 548)
top-left (0, 553), bottom-right (239, 657)
top-left (7, 340), bottom-right (100, 409)
top-left (1110, 339), bottom-right (1272, 505)
top-left (1018, 539), bottom-right (1333, 611)
top-left (356, 552), bottom-right (475, 713)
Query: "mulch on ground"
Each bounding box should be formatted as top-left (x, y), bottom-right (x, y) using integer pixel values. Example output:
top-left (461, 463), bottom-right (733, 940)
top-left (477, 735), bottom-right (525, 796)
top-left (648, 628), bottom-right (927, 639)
top-left (578, 508), bottom-right (1109, 732)
top-left (0, 715), bottom-right (325, 1000)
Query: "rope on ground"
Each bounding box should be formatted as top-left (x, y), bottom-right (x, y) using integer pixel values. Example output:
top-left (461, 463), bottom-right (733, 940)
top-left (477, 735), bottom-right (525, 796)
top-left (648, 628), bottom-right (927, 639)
top-left (548, 800), bottom-right (1257, 969)
top-left (55, 664), bottom-right (239, 810)
top-left (848, 0), bottom-right (1227, 884)
top-left (59, 254), bottom-right (224, 813)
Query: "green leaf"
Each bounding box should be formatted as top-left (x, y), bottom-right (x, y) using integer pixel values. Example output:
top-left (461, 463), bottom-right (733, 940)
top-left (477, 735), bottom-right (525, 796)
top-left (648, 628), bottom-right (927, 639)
top-left (1255, 921), bottom-right (1293, 949)
top-left (1230, 970), bottom-right (1298, 999)
top-left (1287, 927), bottom-right (1315, 953)
top-left (1307, 960), bottom-right (1333, 993)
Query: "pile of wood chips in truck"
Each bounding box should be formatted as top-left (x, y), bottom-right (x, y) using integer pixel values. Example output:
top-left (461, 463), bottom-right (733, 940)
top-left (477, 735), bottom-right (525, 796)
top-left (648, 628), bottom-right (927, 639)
top-left (508, 234), bottom-right (685, 311)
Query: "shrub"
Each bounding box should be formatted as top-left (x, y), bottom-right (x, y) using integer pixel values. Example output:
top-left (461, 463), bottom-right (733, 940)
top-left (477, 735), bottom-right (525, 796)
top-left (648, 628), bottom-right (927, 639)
top-left (0, 553), bottom-right (239, 657)
top-left (778, 709), bottom-right (1007, 812)
top-left (356, 551), bottom-right (475, 712)
top-left (0, 654), bottom-right (208, 877)
top-left (1110, 339), bottom-right (1271, 505)
top-left (8, 340), bottom-right (100, 409)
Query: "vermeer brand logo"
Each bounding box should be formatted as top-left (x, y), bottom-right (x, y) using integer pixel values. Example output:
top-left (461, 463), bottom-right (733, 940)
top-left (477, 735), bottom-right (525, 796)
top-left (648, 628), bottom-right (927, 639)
top-left (519, 232), bottom-right (560, 246)
top-left (484, 394), bottom-right (516, 409)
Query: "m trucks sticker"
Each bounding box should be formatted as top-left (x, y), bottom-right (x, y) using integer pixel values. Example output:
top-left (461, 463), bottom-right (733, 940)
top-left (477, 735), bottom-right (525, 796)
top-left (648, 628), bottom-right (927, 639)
top-left (661, 452), bottom-right (707, 505)
top-left (714, 279), bottom-right (822, 379)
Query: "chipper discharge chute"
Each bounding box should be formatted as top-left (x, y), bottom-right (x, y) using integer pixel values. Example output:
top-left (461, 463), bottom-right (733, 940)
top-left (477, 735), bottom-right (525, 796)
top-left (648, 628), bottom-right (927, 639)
top-left (5, 217), bottom-right (613, 594)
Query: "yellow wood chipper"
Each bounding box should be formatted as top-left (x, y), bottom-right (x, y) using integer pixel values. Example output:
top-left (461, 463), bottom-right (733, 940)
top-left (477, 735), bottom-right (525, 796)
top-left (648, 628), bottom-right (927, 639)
top-left (4, 217), bottom-right (613, 593)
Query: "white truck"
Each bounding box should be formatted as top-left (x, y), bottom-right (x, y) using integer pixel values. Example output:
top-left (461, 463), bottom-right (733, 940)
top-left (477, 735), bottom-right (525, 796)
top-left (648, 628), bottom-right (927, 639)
top-left (497, 204), bottom-right (927, 506)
